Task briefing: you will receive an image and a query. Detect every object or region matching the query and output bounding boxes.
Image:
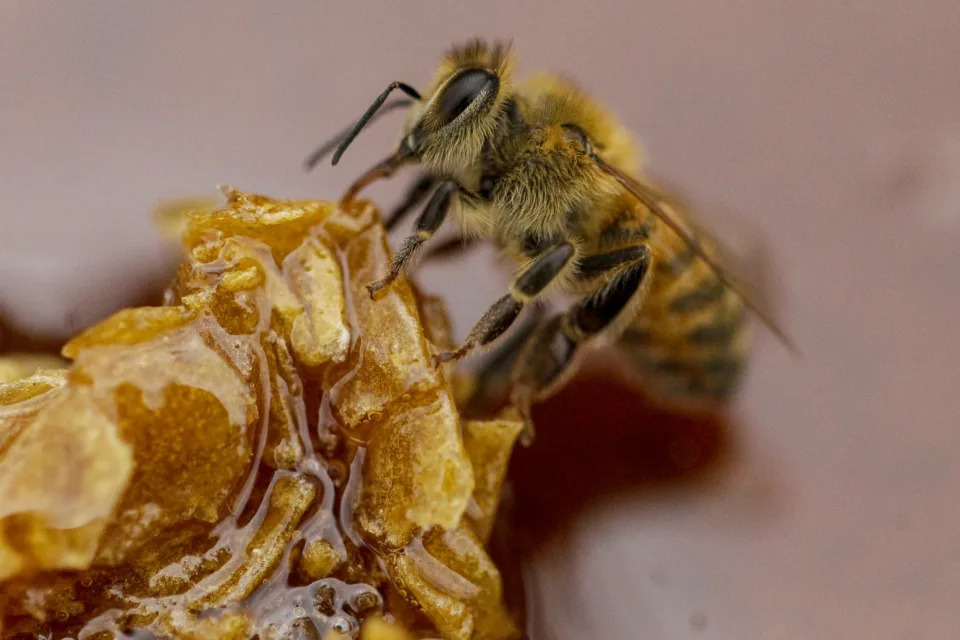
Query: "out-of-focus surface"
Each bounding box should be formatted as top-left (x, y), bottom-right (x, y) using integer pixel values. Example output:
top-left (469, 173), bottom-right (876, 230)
top-left (1, 2), bottom-right (959, 638)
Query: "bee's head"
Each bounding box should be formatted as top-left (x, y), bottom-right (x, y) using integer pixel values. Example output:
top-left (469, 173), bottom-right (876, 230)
top-left (401, 40), bottom-right (515, 174)
top-left (305, 40), bottom-right (516, 200)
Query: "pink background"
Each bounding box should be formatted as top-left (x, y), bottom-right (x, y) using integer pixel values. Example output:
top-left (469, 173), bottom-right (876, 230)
top-left (2, 2), bottom-right (959, 638)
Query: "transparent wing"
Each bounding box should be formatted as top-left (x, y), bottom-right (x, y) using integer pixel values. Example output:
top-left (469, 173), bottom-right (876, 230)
top-left (650, 178), bottom-right (785, 325)
top-left (593, 155), bottom-right (797, 354)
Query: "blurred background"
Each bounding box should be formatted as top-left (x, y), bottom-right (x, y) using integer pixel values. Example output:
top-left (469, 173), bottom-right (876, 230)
top-left (2, 1), bottom-right (959, 638)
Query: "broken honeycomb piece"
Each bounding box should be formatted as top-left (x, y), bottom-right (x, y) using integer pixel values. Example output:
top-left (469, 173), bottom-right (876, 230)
top-left (0, 191), bottom-right (523, 640)
top-left (301, 538), bottom-right (347, 581)
top-left (326, 224), bottom-right (445, 431)
top-left (0, 368), bottom-right (66, 456)
top-left (462, 417), bottom-right (525, 544)
top-left (0, 355), bottom-right (67, 384)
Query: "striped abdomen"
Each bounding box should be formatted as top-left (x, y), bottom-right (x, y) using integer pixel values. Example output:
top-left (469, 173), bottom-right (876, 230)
top-left (606, 202), bottom-right (749, 404)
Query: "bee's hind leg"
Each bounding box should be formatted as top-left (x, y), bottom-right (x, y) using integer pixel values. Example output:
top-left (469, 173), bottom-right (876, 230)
top-left (510, 250), bottom-right (651, 444)
top-left (459, 305), bottom-right (546, 416)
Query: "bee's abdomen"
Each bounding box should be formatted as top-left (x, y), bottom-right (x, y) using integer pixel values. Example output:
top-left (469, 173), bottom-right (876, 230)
top-left (619, 249), bottom-right (749, 404)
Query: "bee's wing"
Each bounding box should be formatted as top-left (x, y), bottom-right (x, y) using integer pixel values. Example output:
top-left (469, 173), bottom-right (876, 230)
top-left (654, 182), bottom-right (784, 327)
top-left (703, 210), bottom-right (783, 332)
top-left (592, 154), bottom-right (798, 354)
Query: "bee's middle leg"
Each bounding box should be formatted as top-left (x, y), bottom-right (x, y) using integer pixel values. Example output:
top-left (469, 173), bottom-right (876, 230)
top-left (433, 242), bottom-right (576, 365)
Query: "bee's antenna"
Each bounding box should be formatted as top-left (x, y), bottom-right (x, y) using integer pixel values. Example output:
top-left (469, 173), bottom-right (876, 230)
top-left (314, 81), bottom-right (421, 169)
top-left (303, 97), bottom-right (415, 171)
top-left (592, 152), bottom-right (799, 355)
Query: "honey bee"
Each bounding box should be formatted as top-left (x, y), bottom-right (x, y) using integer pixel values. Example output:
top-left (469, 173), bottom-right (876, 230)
top-left (306, 40), bottom-right (792, 437)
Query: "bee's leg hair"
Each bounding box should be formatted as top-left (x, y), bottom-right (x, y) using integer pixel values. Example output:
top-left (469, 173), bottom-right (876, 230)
top-left (460, 304), bottom-right (547, 416)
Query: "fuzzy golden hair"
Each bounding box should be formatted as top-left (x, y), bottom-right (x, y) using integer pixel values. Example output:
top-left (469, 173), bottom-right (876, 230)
top-left (484, 74), bottom-right (643, 240)
top-left (518, 73), bottom-right (641, 176)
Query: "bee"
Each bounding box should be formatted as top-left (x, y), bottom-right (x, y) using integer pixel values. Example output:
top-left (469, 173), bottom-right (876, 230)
top-left (305, 40), bottom-right (793, 438)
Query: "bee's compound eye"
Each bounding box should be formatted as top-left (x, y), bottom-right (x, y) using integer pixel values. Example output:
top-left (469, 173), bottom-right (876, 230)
top-left (437, 69), bottom-right (499, 126)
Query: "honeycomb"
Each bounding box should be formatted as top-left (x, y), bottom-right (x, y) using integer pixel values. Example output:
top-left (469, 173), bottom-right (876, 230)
top-left (0, 190), bottom-right (522, 640)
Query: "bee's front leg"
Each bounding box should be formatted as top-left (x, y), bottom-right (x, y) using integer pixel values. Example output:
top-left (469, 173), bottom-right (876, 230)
top-left (366, 179), bottom-right (458, 298)
top-left (383, 174), bottom-right (436, 231)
